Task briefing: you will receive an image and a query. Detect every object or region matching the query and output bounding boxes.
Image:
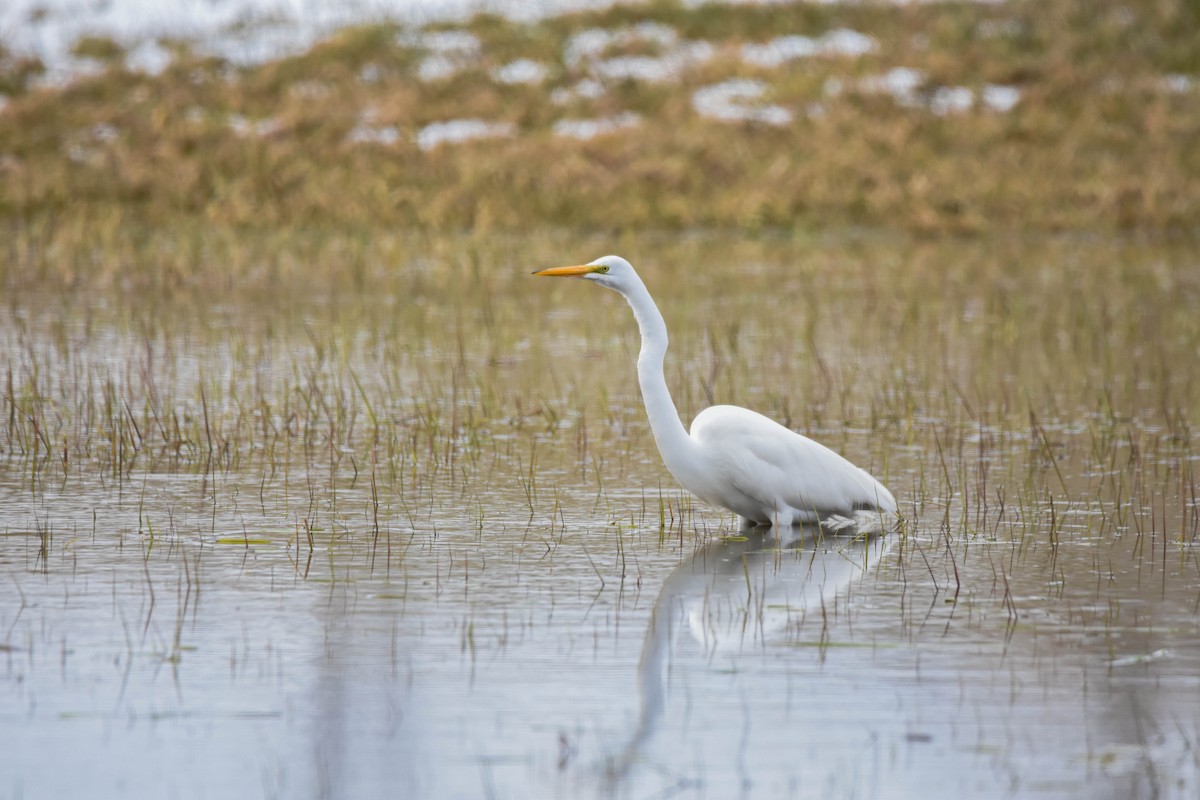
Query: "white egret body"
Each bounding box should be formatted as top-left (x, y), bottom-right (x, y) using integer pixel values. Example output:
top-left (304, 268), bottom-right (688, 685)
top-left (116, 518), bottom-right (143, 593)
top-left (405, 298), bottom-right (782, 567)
top-left (534, 255), bottom-right (896, 526)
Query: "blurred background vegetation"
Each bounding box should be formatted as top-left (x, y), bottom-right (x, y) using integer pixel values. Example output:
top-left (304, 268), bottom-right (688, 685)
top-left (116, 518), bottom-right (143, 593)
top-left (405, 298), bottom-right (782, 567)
top-left (0, 0), bottom-right (1197, 289)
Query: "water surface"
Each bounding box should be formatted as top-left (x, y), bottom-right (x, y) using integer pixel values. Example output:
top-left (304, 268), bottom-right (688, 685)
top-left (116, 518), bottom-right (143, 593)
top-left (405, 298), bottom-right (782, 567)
top-left (2, 233), bottom-right (1198, 798)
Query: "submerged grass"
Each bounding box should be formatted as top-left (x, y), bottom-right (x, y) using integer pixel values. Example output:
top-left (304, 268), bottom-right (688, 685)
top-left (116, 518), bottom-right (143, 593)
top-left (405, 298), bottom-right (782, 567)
top-left (2, 232), bottom-right (1196, 577)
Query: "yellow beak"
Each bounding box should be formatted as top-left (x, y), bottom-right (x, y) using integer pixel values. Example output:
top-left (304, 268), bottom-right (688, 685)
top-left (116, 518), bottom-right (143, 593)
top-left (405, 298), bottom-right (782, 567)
top-left (532, 264), bottom-right (599, 278)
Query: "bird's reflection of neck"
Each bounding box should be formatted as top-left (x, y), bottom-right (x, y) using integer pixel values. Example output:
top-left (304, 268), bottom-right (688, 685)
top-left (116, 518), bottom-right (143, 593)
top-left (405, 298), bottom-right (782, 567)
top-left (609, 524), bottom-right (877, 786)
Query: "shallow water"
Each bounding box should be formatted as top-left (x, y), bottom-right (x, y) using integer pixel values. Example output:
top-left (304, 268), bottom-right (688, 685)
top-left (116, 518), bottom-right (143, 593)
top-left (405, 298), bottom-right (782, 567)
top-left (2, 233), bottom-right (1198, 798)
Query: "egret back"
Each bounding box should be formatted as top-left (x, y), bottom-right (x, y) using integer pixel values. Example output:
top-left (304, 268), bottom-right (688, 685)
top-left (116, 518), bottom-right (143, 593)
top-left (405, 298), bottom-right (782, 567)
top-left (689, 405), bottom-right (895, 524)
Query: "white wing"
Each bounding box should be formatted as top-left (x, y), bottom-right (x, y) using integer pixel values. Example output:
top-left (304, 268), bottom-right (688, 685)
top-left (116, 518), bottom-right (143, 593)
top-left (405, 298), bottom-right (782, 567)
top-left (689, 405), bottom-right (895, 523)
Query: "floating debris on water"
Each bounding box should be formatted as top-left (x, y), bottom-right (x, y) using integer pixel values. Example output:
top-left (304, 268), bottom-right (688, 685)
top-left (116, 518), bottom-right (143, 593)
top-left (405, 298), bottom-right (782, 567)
top-left (1108, 649), bottom-right (1173, 668)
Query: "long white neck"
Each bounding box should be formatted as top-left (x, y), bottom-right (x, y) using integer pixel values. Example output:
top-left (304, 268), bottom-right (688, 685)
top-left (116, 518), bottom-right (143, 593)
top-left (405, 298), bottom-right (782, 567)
top-left (618, 279), bottom-right (697, 479)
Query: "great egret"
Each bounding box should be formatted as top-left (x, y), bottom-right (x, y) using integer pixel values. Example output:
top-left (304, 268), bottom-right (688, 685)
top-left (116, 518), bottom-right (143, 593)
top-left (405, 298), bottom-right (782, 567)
top-left (534, 255), bottom-right (896, 527)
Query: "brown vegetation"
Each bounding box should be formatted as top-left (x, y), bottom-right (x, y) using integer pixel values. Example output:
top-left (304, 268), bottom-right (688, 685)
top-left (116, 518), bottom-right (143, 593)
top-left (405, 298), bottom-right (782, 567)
top-left (0, 0), bottom-right (1196, 243)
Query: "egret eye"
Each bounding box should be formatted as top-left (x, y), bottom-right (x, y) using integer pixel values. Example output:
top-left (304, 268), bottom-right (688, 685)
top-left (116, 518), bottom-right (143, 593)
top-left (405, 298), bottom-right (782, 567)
top-left (599, 265), bottom-right (610, 273)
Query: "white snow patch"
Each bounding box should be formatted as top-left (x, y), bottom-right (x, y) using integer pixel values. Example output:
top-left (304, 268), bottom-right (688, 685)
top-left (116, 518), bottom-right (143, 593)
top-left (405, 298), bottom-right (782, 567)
top-left (593, 41), bottom-right (713, 82)
top-left (976, 19), bottom-right (1024, 38)
top-left (228, 114), bottom-right (282, 137)
top-left (492, 59), bottom-right (550, 85)
top-left (92, 123), bottom-right (119, 142)
top-left (689, 0), bottom-right (1008, 5)
top-left (742, 35), bottom-right (818, 67)
top-left (564, 22), bottom-right (678, 67)
top-left (1161, 74), bottom-right (1194, 93)
top-left (844, 69), bottom-right (1021, 114)
top-left (359, 63), bottom-right (384, 84)
top-left (348, 123), bottom-right (401, 146)
top-left (398, 29), bottom-right (482, 82)
top-left (34, 57), bottom-right (106, 89)
top-left (859, 67), bottom-right (926, 101)
top-left (210, 19), bottom-right (324, 66)
top-left (125, 39), bottom-right (172, 75)
top-left (692, 79), bottom-right (792, 125)
top-left (0, 0), bottom-right (797, 88)
top-left (564, 22), bottom-right (711, 83)
top-left (67, 145), bottom-right (98, 164)
top-left (550, 78), bottom-right (606, 104)
top-left (819, 29), bottom-right (877, 57)
top-left (396, 29), bottom-right (481, 55)
top-left (929, 85), bottom-right (973, 115)
top-left (980, 84), bottom-right (1021, 112)
top-left (552, 112), bottom-right (641, 139)
top-left (416, 118), bottom-right (516, 151)
top-left (290, 81), bottom-right (331, 99)
top-left (683, 0), bottom-right (801, 6)
top-left (744, 28), bottom-right (876, 67)
top-left (416, 55), bottom-right (462, 81)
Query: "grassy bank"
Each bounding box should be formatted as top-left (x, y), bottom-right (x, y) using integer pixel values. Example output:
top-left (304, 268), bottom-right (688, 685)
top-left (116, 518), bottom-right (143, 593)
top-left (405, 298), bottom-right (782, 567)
top-left (1, 0), bottom-right (1197, 238)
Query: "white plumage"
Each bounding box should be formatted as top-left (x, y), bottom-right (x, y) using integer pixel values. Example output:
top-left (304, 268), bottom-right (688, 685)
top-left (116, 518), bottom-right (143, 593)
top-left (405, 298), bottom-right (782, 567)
top-left (534, 255), bottom-right (896, 527)
top-left (688, 404), bottom-right (895, 524)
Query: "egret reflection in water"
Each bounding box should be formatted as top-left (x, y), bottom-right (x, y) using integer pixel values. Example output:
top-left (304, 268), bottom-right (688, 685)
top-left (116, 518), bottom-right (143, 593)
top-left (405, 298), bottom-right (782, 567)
top-left (611, 525), bottom-right (889, 786)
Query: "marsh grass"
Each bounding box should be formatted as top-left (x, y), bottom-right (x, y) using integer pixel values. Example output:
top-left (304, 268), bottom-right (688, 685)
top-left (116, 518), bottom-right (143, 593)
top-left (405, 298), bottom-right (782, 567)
top-left (2, 232), bottom-right (1196, 604)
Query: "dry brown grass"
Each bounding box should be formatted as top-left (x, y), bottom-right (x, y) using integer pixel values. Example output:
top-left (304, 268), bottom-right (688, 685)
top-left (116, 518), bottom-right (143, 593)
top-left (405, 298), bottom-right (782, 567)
top-left (0, 0), bottom-right (1197, 239)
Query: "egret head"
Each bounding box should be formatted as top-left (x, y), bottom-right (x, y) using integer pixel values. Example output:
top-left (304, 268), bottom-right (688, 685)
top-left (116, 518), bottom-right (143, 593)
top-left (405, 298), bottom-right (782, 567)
top-left (533, 255), bottom-right (639, 293)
